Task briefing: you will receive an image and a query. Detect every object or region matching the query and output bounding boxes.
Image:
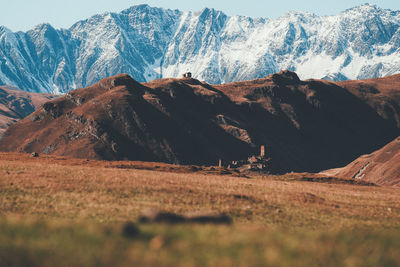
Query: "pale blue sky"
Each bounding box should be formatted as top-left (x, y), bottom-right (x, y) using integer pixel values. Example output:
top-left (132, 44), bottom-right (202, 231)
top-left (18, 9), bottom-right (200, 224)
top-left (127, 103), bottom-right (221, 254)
top-left (1, 0), bottom-right (400, 32)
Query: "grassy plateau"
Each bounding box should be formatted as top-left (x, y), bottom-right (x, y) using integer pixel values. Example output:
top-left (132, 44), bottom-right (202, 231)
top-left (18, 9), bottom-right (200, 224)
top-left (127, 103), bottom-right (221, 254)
top-left (0, 152), bottom-right (400, 266)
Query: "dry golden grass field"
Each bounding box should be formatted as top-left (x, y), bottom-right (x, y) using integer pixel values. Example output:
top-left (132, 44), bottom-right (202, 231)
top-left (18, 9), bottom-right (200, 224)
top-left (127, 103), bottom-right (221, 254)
top-left (1, 152), bottom-right (400, 266)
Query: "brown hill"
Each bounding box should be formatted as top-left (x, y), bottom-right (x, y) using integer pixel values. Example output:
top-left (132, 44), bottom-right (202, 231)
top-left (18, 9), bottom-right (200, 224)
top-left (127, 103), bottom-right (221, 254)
top-left (1, 72), bottom-right (400, 173)
top-left (0, 86), bottom-right (56, 136)
top-left (335, 74), bottom-right (400, 128)
top-left (321, 136), bottom-right (400, 187)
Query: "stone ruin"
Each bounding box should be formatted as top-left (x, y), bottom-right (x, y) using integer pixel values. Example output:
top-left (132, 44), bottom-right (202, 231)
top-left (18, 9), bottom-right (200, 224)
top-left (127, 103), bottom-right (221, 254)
top-left (219, 145), bottom-right (271, 172)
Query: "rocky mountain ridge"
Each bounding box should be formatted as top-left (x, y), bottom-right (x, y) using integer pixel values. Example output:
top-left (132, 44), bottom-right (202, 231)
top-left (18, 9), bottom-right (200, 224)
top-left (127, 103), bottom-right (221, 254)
top-left (1, 4), bottom-right (400, 93)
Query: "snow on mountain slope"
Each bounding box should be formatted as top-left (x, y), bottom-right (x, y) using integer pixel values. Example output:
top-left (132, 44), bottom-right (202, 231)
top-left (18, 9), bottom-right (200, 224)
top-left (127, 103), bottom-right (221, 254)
top-left (1, 4), bottom-right (400, 93)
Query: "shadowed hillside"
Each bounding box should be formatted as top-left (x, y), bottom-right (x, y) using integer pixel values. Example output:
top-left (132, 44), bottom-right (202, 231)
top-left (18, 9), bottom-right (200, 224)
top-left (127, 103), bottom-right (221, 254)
top-left (322, 136), bottom-right (400, 187)
top-left (0, 86), bottom-right (56, 136)
top-left (1, 71), bottom-right (400, 173)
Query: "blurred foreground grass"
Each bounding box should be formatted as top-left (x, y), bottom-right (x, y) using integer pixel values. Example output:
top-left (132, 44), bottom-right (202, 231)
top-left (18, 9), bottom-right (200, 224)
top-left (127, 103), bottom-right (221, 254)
top-left (1, 218), bottom-right (400, 267)
top-left (1, 153), bottom-right (400, 266)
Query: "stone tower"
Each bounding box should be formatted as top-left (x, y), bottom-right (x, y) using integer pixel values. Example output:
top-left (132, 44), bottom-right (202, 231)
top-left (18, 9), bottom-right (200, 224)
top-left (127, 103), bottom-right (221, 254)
top-left (260, 145), bottom-right (265, 157)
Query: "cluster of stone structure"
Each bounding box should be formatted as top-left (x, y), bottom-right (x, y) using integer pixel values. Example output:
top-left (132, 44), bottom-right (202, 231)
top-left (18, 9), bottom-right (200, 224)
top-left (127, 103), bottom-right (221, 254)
top-left (219, 145), bottom-right (271, 171)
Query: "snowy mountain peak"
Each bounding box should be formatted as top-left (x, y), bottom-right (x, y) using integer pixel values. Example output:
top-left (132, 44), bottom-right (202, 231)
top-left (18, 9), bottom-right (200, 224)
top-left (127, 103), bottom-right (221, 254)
top-left (1, 4), bottom-right (400, 93)
top-left (280, 10), bottom-right (317, 20)
top-left (32, 23), bottom-right (54, 31)
top-left (0, 26), bottom-right (12, 35)
top-left (124, 3), bottom-right (152, 12)
top-left (345, 3), bottom-right (380, 12)
top-left (197, 7), bottom-right (223, 16)
top-left (342, 3), bottom-right (400, 18)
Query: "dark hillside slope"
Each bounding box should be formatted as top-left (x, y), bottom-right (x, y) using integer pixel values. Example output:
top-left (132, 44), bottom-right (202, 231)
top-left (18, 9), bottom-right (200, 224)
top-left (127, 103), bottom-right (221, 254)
top-left (322, 136), bottom-right (400, 187)
top-left (1, 71), bottom-right (399, 173)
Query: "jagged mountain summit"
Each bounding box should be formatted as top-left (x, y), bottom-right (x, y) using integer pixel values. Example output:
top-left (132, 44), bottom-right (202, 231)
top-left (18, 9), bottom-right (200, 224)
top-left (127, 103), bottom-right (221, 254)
top-left (1, 4), bottom-right (400, 93)
top-left (1, 71), bottom-right (400, 173)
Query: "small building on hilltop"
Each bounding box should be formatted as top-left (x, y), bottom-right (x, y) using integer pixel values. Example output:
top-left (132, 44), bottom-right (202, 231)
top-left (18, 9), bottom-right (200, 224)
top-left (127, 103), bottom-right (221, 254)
top-left (182, 72), bottom-right (192, 78)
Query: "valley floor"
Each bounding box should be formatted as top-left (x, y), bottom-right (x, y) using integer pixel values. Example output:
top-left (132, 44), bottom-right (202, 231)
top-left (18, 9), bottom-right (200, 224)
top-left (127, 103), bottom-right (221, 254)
top-left (0, 153), bottom-right (400, 266)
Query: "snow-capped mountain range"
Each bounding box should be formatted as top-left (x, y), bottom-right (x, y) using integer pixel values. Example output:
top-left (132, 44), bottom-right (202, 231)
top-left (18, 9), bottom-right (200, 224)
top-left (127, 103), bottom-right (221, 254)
top-left (1, 4), bottom-right (400, 93)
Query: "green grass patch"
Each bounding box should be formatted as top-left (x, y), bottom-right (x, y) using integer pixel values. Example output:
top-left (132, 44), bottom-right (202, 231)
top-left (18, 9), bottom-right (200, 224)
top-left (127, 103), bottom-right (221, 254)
top-left (1, 217), bottom-right (400, 267)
